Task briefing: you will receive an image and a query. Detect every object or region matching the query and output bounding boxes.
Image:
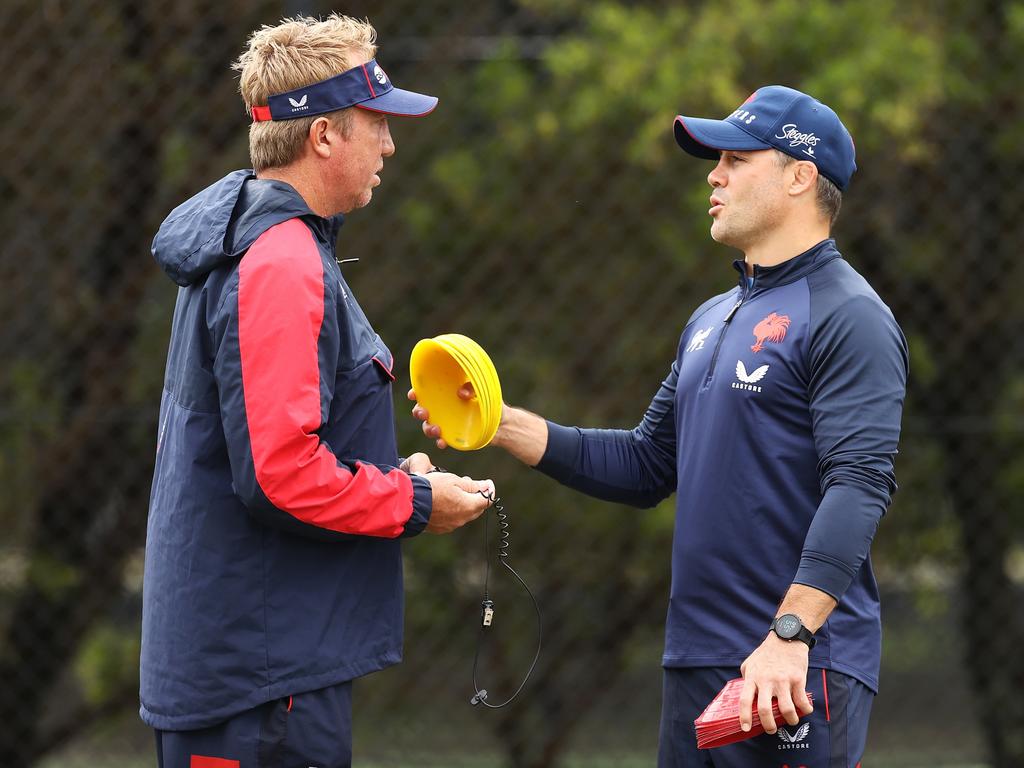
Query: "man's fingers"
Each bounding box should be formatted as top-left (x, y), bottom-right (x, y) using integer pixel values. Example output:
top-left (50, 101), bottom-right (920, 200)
top-left (469, 496), bottom-right (490, 519)
top-left (776, 687), bottom-right (800, 727)
top-left (758, 686), bottom-right (779, 734)
top-left (414, 407), bottom-right (449, 450)
top-left (410, 388), bottom-right (473, 453)
top-left (399, 450), bottom-right (432, 475)
top-left (794, 684), bottom-right (813, 717)
top-left (423, 473), bottom-right (494, 534)
top-left (456, 481), bottom-right (494, 522)
top-left (411, 385), bottom-right (473, 401)
top-left (402, 452), bottom-right (433, 474)
top-left (738, 678), bottom-right (757, 732)
top-left (455, 475), bottom-right (493, 494)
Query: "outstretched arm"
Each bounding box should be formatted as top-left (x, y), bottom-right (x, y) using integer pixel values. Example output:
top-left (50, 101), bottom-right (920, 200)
top-left (409, 356), bottom-right (679, 509)
top-left (411, 391), bottom-right (549, 467)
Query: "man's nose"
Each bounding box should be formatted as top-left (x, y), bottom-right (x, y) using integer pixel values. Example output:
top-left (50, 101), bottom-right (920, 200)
top-left (382, 123), bottom-right (395, 157)
top-left (707, 158), bottom-right (726, 187)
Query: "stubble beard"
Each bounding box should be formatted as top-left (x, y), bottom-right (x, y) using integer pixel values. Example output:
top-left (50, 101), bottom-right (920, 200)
top-left (710, 211), bottom-right (751, 250)
top-left (346, 186), bottom-right (373, 212)
top-left (710, 192), bottom-right (785, 252)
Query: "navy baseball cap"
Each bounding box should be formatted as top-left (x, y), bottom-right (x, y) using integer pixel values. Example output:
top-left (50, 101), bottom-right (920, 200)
top-left (251, 58), bottom-right (437, 122)
top-left (673, 85), bottom-right (856, 190)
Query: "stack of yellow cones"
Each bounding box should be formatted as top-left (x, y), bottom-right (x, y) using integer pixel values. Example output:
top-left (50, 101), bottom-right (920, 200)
top-left (409, 334), bottom-right (502, 451)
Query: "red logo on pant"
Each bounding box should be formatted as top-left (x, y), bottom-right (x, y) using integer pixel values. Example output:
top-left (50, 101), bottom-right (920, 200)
top-left (191, 757), bottom-right (240, 768)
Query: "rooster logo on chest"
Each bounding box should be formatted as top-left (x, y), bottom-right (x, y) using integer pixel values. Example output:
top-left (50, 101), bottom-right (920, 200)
top-left (751, 312), bottom-right (791, 353)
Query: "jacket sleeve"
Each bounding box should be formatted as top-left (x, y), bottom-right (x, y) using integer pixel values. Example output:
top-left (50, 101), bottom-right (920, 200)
top-left (212, 219), bottom-right (431, 540)
top-left (533, 358), bottom-right (679, 508)
top-left (795, 292), bottom-right (909, 600)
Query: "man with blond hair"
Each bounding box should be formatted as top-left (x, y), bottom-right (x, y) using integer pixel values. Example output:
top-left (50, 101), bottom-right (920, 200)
top-left (140, 14), bottom-right (492, 767)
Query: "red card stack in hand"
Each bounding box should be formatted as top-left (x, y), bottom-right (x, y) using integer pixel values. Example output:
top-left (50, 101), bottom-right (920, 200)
top-left (694, 678), bottom-right (813, 749)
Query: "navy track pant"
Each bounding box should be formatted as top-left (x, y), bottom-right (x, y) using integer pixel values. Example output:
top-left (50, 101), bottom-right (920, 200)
top-left (658, 666), bottom-right (873, 768)
top-left (154, 681), bottom-right (352, 768)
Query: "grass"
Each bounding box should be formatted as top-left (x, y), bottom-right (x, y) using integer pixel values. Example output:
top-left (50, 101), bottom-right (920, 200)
top-left (41, 755), bottom-right (992, 768)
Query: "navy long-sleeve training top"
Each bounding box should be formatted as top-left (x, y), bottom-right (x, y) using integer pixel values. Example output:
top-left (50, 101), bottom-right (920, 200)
top-left (536, 239), bottom-right (908, 691)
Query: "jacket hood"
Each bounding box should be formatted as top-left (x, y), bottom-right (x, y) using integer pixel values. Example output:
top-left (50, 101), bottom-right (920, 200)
top-left (152, 170), bottom-right (341, 286)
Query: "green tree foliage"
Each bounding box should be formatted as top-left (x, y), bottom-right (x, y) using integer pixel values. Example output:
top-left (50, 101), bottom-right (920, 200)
top-left (1, 0), bottom-right (1021, 765)
top-left (368, 0), bottom-right (1022, 765)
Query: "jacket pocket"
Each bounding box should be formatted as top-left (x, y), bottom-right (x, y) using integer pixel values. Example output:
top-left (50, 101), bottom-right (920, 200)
top-left (370, 334), bottom-right (395, 381)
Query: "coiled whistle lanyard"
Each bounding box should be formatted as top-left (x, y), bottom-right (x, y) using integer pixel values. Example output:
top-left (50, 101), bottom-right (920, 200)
top-left (469, 490), bottom-right (542, 708)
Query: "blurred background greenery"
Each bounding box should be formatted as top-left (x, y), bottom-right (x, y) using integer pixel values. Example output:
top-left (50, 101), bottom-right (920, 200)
top-left (1, 0), bottom-right (1022, 765)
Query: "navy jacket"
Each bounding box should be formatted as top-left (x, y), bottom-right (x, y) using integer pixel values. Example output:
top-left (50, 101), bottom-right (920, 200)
top-left (538, 240), bottom-right (907, 691)
top-left (140, 170), bottom-right (432, 730)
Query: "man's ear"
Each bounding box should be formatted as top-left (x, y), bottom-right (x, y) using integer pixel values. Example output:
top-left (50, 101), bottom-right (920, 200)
top-left (309, 117), bottom-right (334, 159)
top-left (789, 160), bottom-right (818, 197)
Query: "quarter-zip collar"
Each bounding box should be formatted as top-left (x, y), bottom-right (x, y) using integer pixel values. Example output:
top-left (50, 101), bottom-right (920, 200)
top-left (732, 238), bottom-right (841, 292)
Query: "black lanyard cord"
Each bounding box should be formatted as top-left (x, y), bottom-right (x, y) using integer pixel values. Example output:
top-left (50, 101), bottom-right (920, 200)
top-left (469, 491), bottom-right (542, 708)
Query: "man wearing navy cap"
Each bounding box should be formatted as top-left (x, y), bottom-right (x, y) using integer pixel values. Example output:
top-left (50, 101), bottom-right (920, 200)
top-left (415, 85), bottom-right (908, 766)
top-left (141, 14), bottom-right (495, 767)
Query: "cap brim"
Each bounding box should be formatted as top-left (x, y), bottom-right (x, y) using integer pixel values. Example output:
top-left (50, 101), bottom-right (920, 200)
top-left (673, 116), bottom-right (771, 158)
top-left (357, 87), bottom-right (438, 117)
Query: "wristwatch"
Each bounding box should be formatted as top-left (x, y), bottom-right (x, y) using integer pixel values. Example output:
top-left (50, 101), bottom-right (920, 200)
top-left (770, 614), bottom-right (816, 649)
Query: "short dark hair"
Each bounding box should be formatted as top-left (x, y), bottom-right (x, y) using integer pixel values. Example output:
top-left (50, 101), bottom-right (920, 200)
top-left (774, 150), bottom-right (842, 227)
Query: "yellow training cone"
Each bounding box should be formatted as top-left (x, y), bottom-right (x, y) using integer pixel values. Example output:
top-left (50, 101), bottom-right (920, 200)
top-left (410, 334), bottom-right (502, 451)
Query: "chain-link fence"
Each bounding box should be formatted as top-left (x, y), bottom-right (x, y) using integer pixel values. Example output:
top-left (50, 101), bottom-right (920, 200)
top-left (1, 0), bottom-right (1022, 766)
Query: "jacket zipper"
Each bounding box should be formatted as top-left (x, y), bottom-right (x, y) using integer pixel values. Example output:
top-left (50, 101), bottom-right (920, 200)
top-left (703, 281), bottom-right (752, 389)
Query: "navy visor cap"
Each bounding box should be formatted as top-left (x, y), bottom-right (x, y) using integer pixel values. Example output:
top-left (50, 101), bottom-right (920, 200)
top-left (251, 58), bottom-right (437, 122)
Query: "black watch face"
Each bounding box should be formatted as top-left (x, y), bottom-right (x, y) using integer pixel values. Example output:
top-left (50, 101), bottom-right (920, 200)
top-left (776, 615), bottom-right (801, 639)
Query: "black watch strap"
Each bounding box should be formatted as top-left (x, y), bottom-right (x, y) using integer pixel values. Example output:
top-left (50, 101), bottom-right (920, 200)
top-left (770, 613), bottom-right (816, 649)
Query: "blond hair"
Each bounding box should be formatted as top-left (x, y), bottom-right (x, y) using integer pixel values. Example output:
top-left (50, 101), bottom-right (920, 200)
top-left (233, 14), bottom-right (377, 172)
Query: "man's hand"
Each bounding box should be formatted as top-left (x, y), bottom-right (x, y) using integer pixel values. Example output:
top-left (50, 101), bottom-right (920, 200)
top-left (422, 471), bottom-right (495, 534)
top-left (399, 452), bottom-right (434, 474)
top-left (409, 388), bottom-right (547, 466)
top-left (399, 411), bottom-right (495, 533)
top-left (408, 386), bottom-right (475, 450)
top-left (737, 634), bottom-right (813, 734)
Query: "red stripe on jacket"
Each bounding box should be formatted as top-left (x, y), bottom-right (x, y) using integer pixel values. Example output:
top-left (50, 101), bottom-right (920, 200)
top-left (237, 218), bottom-right (413, 537)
